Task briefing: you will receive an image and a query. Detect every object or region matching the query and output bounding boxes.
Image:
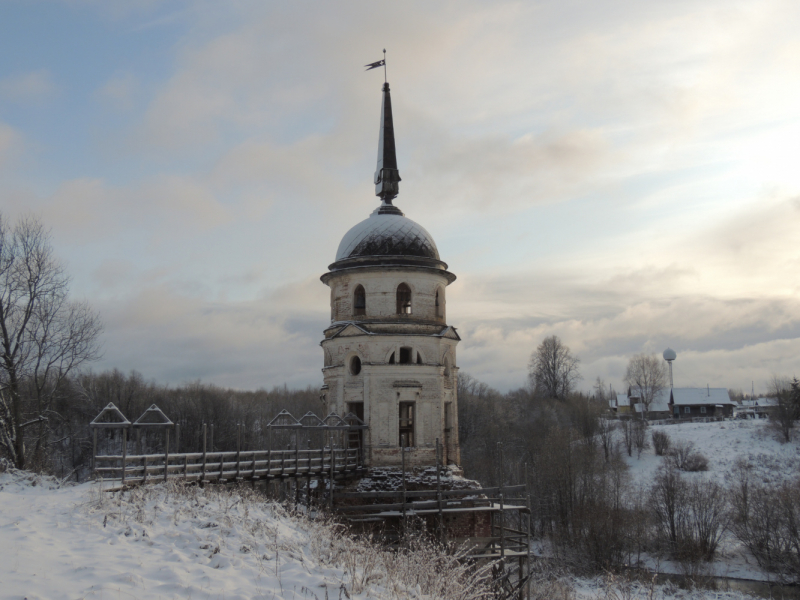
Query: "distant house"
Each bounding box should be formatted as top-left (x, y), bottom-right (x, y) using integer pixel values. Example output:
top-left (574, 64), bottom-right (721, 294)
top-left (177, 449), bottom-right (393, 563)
top-left (669, 387), bottom-right (735, 419)
top-left (632, 388), bottom-right (672, 420)
top-left (614, 393), bottom-right (631, 414)
top-left (737, 397), bottom-right (779, 419)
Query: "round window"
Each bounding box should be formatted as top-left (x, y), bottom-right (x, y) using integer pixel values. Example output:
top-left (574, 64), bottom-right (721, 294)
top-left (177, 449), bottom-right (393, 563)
top-left (350, 356), bottom-right (362, 375)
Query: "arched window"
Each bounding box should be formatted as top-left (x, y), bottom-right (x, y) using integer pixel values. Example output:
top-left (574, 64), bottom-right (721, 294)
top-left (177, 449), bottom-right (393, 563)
top-left (435, 289), bottom-right (443, 319)
top-left (388, 352), bottom-right (395, 364)
top-left (416, 351), bottom-right (423, 365)
top-left (396, 283), bottom-right (412, 314)
top-left (353, 285), bottom-right (366, 317)
top-left (349, 356), bottom-right (362, 376)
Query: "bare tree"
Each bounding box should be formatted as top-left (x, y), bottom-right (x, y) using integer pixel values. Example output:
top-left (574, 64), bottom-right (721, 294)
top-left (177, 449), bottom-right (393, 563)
top-left (598, 418), bottom-right (617, 462)
top-left (0, 214), bottom-right (102, 470)
top-left (528, 335), bottom-right (581, 400)
top-left (593, 376), bottom-right (607, 403)
top-left (633, 420), bottom-right (649, 459)
top-left (768, 376), bottom-right (800, 443)
top-left (624, 353), bottom-right (668, 420)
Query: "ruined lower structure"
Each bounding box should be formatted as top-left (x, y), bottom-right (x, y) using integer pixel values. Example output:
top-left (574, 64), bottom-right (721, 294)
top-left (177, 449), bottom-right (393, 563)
top-left (320, 81), bottom-right (460, 468)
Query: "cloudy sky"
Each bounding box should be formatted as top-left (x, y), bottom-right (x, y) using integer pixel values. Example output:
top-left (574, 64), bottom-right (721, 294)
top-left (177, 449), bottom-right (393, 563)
top-left (1, 0), bottom-right (799, 395)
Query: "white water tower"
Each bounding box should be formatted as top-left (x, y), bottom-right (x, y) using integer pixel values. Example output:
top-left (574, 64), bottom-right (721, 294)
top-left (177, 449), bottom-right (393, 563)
top-left (663, 348), bottom-right (677, 388)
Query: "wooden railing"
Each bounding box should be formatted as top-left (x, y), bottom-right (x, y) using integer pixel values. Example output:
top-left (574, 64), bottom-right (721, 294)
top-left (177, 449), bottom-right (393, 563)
top-left (94, 447), bottom-right (360, 486)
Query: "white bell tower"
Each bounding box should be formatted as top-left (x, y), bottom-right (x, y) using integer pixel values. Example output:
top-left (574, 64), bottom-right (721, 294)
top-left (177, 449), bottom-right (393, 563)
top-left (320, 82), bottom-right (460, 468)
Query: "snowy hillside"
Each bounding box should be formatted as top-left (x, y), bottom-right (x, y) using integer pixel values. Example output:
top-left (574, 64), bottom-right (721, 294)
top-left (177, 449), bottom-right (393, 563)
top-left (0, 466), bottom-right (764, 600)
top-left (0, 469), bottom-right (487, 600)
top-left (618, 418), bottom-right (800, 583)
top-left (624, 419), bottom-right (800, 487)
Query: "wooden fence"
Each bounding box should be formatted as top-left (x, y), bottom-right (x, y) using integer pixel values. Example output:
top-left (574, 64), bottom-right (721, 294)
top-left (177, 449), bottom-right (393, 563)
top-left (94, 447), bottom-right (360, 486)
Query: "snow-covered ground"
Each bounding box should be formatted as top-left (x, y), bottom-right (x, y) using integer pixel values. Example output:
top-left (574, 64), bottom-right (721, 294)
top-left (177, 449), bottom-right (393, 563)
top-left (624, 419), bottom-right (800, 488)
top-left (0, 466), bottom-right (764, 600)
top-left (0, 469), bottom-right (489, 600)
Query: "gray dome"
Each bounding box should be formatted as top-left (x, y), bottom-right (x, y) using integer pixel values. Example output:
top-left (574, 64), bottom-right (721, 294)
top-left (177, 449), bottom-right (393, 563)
top-left (335, 211), bottom-right (440, 262)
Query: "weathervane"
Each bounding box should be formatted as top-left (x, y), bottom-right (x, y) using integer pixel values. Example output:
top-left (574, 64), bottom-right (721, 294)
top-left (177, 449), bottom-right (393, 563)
top-left (365, 50), bottom-right (401, 210)
top-left (364, 49), bottom-right (387, 83)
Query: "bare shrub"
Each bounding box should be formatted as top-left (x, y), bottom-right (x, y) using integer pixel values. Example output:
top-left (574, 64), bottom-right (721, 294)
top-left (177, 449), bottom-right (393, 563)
top-left (682, 452), bottom-right (708, 472)
top-left (598, 419), bottom-right (617, 463)
top-left (729, 460), bottom-right (800, 583)
top-left (668, 441), bottom-right (708, 472)
top-left (682, 478), bottom-right (727, 561)
top-left (632, 420), bottom-right (649, 459)
top-left (651, 430), bottom-right (671, 456)
top-left (649, 466), bottom-right (727, 570)
top-left (621, 420), bottom-right (633, 457)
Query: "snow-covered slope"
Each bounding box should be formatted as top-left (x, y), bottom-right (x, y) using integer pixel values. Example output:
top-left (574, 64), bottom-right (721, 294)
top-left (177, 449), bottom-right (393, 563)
top-left (0, 469), bottom-right (486, 600)
top-left (624, 419), bottom-right (800, 487)
top-left (0, 465), bottom-right (766, 600)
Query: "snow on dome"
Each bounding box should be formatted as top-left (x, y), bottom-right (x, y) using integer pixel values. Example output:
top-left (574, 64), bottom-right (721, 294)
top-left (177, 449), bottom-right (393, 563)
top-left (335, 211), bottom-right (440, 262)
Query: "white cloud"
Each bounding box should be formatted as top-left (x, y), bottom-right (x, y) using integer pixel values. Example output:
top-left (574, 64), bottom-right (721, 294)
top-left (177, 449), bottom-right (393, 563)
top-left (0, 122), bottom-right (21, 168)
top-left (95, 73), bottom-right (139, 110)
top-left (0, 70), bottom-right (57, 103)
top-left (6, 0), bottom-right (800, 394)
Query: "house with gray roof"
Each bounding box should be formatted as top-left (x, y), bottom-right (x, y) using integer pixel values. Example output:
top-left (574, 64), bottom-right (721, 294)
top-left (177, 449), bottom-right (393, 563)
top-left (669, 387), bottom-right (734, 419)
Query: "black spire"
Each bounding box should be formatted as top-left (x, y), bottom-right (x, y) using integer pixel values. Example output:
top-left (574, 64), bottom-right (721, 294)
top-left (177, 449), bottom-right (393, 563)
top-left (374, 82), bottom-right (402, 213)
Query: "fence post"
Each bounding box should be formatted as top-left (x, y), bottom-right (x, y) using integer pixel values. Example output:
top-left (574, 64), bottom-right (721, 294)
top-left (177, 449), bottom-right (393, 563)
top-left (329, 445), bottom-right (335, 512)
top-left (498, 441), bottom-right (505, 561)
top-left (436, 438), bottom-right (443, 544)
top-left (142, 455), bottom-right (148, 484)
top-left (236, 423), bottom-right (241, 481)
top-left (401, 435), bottom-right (407, 536)
top-left (164, 428), bottom-right (170, 483)
top-left (201, 423), bottom-right (207, 484)
top-left (92, 429), bottom-right (98, 480)
top-left (121, 427), bottom-right (127, 487)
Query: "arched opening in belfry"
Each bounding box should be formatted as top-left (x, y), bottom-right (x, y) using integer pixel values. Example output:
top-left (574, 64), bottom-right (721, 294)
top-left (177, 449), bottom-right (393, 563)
top-left (353, 285), bottom-right (366, 316)
top-left (416, 351), bottom-right (423, 365)
top-left (388, 352), bottom-right (395, 364)
top-left (399, 346), bottom-right (412, 364)
top-left (349, 356), bottom-right (362, 375)
top-left (396, 283), bottom-right (412, 314)
top-left (435, 288), bottom-right (443, 319)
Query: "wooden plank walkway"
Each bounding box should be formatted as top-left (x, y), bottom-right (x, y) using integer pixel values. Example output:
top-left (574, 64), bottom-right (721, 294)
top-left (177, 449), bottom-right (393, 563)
top-left (94, 447), bottom-right (361, 486)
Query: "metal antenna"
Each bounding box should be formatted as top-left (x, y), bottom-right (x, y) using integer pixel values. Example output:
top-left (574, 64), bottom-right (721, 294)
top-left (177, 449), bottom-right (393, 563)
top-left (383, 48), bottom-right (387, 83)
